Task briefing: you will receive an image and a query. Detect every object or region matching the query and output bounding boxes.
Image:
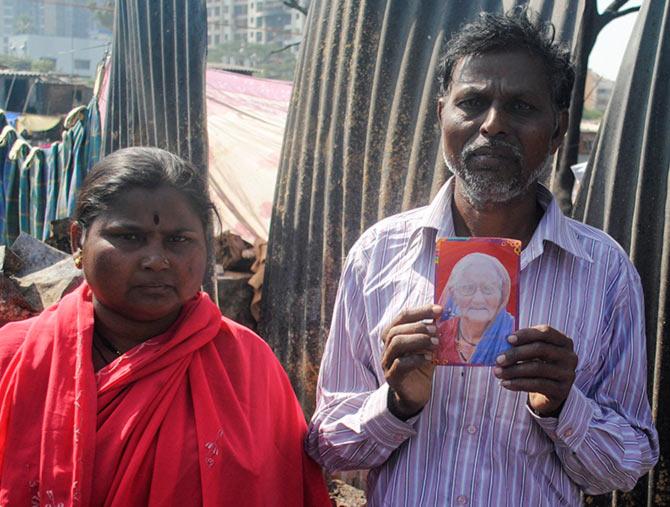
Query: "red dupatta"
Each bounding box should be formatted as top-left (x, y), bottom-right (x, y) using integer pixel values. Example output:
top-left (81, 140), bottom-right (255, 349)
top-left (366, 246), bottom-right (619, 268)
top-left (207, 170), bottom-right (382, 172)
top-left (0, 283), bottom-right (329, 506)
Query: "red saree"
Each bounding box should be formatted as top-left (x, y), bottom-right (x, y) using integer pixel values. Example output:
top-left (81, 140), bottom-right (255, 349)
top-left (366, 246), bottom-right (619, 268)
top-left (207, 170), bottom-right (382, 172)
top-left (0, 283), bottom-right (330, 506)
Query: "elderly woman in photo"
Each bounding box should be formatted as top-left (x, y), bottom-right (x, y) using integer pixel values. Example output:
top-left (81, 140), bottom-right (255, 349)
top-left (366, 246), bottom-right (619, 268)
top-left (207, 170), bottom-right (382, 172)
top-left (437, 252), bottom-right (515, 364)
top-left (0, 147), bottom-right (330, 506)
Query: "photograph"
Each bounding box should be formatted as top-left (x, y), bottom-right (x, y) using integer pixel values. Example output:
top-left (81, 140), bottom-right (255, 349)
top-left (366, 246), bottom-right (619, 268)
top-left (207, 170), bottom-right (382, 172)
top-left (434, 238), bottom-right (521, 366)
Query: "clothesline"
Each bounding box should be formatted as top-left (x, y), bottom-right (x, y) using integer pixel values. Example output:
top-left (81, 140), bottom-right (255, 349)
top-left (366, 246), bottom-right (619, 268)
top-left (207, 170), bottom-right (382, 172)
top-left (0, 98), bottom-right (101, 246)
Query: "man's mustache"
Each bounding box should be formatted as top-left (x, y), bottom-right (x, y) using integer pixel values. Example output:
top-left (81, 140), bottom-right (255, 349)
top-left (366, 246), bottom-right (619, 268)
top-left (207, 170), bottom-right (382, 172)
top-left (462, 139), bottom-right (522, 163)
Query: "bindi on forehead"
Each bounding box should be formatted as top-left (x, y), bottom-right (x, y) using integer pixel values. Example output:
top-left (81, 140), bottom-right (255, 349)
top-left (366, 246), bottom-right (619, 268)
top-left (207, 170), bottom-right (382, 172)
top-left (153, 213), bottom-right (160, 225)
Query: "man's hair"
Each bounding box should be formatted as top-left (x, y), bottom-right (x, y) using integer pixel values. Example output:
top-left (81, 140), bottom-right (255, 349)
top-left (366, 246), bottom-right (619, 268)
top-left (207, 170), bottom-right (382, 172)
top-left (439, 8), bottom-right (575, 111)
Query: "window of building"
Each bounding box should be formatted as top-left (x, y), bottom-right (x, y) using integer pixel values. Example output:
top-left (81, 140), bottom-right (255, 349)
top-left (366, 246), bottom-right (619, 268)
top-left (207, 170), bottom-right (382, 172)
top-left (214, 34), bottom-right (220, 44)
top-left (214, 6), bottom-right (220, 15)
top-left (74, 59), bottom-right (90, 70)
top-left (256, 31), bottom-right (261, 42)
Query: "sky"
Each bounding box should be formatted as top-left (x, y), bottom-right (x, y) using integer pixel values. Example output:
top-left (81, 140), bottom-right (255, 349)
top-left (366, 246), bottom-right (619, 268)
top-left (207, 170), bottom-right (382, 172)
top-left (588, 0), bottom-right (644, 81)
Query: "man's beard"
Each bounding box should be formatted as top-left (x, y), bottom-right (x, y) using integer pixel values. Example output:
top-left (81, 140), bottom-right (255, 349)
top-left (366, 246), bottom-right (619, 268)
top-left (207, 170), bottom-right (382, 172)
top-left (444, 139), bottom-right (552, 209)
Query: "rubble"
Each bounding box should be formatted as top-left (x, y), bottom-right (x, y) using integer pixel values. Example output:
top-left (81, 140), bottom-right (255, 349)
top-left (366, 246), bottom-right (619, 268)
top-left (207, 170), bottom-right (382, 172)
top-left (0, 246), bottom-right (23, 274)
top-left (328, 479), bottom-right (367, 507)
top-left (0, 236), bottom-right (82, 327)
top-left (0, 276), bottom-right (38, 326)
top-left (10, 233), bottom-right (69, 276)
top-left (15, 257), bottom-right (83, 311)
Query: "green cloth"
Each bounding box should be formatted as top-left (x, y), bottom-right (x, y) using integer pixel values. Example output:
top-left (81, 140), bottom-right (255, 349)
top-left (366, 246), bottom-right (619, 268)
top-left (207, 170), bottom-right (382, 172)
top-left (28, 149), bottom-right (47, 240)
top-left (0, 128), bottom-right (16, 243)
top-left (3, 140), bottom-right (29, 245)
top-left (43, 143), bottom-right (60, 242)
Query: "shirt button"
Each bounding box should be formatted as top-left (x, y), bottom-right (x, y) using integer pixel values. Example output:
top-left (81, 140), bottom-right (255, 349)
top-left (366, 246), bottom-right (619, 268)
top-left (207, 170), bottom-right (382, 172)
top-left (456, 495), bottom-right (468, 505)
top-left (563, 428), bottom-right (574, 438)
top-left (466, 425), bottom-right (477, 435)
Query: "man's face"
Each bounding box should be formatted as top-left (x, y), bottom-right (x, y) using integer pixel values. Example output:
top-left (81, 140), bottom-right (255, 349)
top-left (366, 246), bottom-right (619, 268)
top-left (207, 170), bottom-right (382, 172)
top-left (438, 50), bottom-right (567, 207)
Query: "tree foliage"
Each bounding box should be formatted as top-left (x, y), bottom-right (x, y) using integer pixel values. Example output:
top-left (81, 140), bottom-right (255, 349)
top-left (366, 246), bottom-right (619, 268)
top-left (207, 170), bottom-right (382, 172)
top-left (0, 54), bottom-right (55, 73)
top-left (208, 40), bottom-right (298, 81)
top-left (89, 0), bottom-right (115, 32)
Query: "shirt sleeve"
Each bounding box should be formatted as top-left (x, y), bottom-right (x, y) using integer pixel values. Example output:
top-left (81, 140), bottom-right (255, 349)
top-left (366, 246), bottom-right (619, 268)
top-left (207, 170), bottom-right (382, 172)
top-left (529, 258), bottom-right (659, 495)
top-left (305, 243), bottom-right (418, 471)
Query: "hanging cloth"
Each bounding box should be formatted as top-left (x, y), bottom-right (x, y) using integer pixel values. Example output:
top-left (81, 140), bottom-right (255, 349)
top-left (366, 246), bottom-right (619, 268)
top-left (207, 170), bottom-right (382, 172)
top-left (3, 138), bottom-right (30, 245)
top-left (55, 129), bottom-right (74, 220)
top-left (66, 120), bottom-right (86, 216)
top-left (43, 143), bottom-right (60, 241)
top-left (17, 149), bottom-right (31, 236)
top-left (26, 148), bottom-right (47, 240)
top-left (0, 126), bottom-right (17, 242)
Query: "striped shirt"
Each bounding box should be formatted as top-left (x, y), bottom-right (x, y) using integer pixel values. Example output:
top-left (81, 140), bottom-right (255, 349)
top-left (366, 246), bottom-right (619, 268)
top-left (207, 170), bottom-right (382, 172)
top-left (306, 178), bottom-right (658, 506)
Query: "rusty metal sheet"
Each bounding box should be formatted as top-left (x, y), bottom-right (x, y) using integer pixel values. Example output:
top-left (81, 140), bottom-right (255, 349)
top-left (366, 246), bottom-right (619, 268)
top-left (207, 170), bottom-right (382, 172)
top-left (574, 1), bottom-right (670, 505)
top-left (102, 0), bottom-right (208, 171)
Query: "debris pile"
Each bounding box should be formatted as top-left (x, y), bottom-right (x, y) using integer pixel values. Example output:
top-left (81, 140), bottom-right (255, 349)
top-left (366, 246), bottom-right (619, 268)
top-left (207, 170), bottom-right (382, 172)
top-left (0, 233), bottom-right (82, 327)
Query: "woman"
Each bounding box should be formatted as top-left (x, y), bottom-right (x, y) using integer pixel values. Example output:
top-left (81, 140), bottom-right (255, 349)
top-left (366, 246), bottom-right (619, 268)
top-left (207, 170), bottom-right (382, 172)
top-left (436, 252), bottom-right (514, 365)
top-left (0, 147), bottom-right (330, 506)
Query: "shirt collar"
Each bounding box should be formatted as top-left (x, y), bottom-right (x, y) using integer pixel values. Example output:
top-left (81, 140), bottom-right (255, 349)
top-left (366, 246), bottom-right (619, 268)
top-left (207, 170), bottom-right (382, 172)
top-left (523, 184), bottom-right (594, 267)
top-left (411, 177), bottom-right (593, 266)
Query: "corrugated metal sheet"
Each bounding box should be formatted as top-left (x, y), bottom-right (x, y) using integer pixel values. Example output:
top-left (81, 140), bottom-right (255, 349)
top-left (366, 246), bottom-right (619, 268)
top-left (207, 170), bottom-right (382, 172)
top-left (102, 0), bottom-right (208, 170)
top-left (574, 1), bottom-right (669, 505)
top-left (260, 0), bottom-right (584, 416)
top-left (101, 0), bottom-right (216, 296)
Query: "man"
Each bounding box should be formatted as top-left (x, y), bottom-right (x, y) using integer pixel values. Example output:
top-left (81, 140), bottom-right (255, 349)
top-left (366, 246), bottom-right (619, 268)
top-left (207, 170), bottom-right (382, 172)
top-left (306, 10), bottom-right (658, 506)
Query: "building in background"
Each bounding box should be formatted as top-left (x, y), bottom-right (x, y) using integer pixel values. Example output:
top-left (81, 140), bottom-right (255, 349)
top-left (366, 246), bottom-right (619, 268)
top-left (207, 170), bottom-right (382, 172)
top-left (584, 69), bottom-right (615, 113)
top-left (1, 0), bottom-right (111, 78)
top-left (5, 34), bottom-right (108, 78)
top-left (206, 0), bottom-right (308, 50)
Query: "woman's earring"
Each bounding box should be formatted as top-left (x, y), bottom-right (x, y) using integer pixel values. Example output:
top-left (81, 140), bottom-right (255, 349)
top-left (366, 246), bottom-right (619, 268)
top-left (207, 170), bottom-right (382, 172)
top-left (73, 250), bottom-right (83, 269)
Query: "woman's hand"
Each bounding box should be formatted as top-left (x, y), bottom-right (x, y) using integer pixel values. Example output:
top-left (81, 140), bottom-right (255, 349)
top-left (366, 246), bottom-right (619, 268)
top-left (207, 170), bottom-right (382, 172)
top-left (381, 305), bottom-right (442, 420)
top-left (493, 325), bottom-right (578, 417)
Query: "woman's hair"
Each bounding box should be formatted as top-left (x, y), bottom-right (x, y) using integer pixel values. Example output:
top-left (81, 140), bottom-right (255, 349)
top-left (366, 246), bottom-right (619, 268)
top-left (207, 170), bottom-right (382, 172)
top-left (73, 147), bottom-right (216, 235)
top-left (445, 252), bottom-right (512, 311)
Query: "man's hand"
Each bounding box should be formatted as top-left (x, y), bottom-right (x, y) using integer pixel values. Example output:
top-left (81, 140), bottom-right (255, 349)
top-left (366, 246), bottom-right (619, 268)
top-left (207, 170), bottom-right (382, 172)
top-left (381, 305), bottom-right (442, 420)
top-left (493, 325), bottom-right (578, 417)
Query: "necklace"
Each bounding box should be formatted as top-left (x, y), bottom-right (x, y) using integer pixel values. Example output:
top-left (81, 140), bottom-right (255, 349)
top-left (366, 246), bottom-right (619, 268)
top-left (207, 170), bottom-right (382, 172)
top-left (94, 330), bottom-right (123, 357)
top-left (456, 324), bottom-right (478, 362)
top-left (457, 345), bottom-right (468, 363)
top-left (457, 324), bottom-right (478, 346)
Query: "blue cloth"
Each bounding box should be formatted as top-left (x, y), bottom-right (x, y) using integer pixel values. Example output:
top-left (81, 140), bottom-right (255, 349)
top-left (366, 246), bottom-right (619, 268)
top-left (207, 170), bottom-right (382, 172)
top-left (3, 141), bottom-right (29, 245)
top-left (1, 130), bottom-right (18, 245)
top-left (470, 309), bottom-right (515, 364)
top-left (4, 112), bottom-right (20, 128)
top-left (18, 149), bottom-right (31, 236)
top-left (43, 144), bottom-right (60, 241)
top-left (28, 149), bottom-right (47, 240)
top-left (66, 120), bottom-right (86, 216)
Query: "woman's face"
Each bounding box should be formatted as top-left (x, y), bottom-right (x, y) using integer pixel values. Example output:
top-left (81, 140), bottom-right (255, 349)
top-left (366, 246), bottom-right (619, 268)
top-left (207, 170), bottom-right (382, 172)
top-left (451, 265), bottom-right (502, 326)
top-left (73, 185), bottom-right (207, 323)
